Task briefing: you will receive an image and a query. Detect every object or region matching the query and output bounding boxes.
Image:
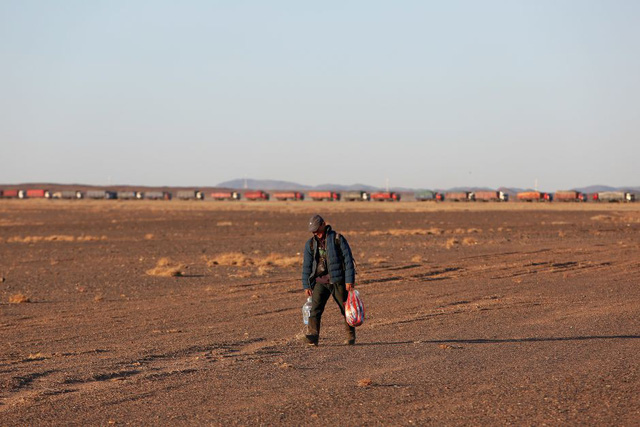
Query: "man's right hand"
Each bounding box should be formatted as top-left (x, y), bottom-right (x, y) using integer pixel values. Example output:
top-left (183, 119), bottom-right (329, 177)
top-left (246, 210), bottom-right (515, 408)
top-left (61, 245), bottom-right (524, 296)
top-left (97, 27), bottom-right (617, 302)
top-left (305, 288), bottom-right (312, 297)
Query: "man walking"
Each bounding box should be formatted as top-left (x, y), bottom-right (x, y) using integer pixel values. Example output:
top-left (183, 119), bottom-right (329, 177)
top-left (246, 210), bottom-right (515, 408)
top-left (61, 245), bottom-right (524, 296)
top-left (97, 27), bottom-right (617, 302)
top-left (301, 214), bottom-right (357, 346)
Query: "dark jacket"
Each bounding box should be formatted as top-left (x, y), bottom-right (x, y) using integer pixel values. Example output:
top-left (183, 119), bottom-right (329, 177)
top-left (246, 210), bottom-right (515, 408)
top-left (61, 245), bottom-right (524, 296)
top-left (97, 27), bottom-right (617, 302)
top-left (301, 225), bottom-right (355, 289)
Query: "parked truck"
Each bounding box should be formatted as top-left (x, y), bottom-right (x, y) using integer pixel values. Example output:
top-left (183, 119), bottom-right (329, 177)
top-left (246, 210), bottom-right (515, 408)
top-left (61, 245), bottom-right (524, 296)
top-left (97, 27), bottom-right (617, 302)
top-left (371, 192), bottom-right (401, 201)
top-left (51, 190), bottom-right (84, 199)
top-left (87, 190), bottom-right (117, 199)
top-left (593, 191), bottom-right (635, 202)
top-left (25, 189), bottom-right (51, 199)
top-left (414, 190), bottom-right (437, 201)
top-left (308, 191), bottom-right (340, 201)
top-left (517, 191), bottom-right (552, 202)
top-left (244, 190), bottom-right (270, 201)
top-left (0, 190), bottom-right (24, 198)
top-left (554, 190), bottom-right (586, 202)
top-left (144, 191), bottom-right (172, 200)
top-left (117, 191), bottom-right (143, 200)
top-left (342, 191), bottom-right (370, 201)
top-left (445, 192), bottom-right (472, 202)
top-left (473, 191), bottom-right (508, 202)
top-left (210, 191), bottom-right (241, 201)
top-left (272, 192), bottom-right (304, 201)
top-left (176, 190), bottom-right (204, 200)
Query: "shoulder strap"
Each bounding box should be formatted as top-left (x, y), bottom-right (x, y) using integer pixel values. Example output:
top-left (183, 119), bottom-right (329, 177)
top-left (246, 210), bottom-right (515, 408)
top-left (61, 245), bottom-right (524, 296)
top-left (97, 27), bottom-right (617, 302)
top-left (334, 232), bottom-right (358, 276)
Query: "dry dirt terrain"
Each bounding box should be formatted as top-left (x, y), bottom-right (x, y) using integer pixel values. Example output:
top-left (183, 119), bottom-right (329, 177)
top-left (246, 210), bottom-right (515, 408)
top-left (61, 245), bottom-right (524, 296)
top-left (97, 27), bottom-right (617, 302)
top-left (1, 200), bottom-right (638, 426)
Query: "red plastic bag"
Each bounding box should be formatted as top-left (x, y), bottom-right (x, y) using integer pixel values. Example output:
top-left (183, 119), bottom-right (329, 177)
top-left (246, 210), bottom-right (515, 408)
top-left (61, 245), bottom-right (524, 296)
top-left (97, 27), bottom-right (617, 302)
top-left (345, 289), bottom-right (365, 327)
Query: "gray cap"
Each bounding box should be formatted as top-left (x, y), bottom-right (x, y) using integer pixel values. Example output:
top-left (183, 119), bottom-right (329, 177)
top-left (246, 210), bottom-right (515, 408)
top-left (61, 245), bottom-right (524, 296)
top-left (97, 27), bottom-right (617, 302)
top-left (308, 214), bottom-right (324, 232)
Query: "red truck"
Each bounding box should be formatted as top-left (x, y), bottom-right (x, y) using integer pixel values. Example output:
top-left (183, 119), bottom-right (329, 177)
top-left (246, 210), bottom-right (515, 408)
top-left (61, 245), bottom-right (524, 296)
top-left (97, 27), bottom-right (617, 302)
top-left (26, 189), bottom-right (51, 199)
top-left (445, 192), bottom-right (471, 202)
top-left (371, 192), bottom-right (401, 201)
top-left (473, 191), bottom-right (508, 202)
top-left (1, 189), bottom-right (20, 198)
top-left (272, 192), bottom-right (304, 201)
top-left (210, 191), bottom-right (241, 201)
top-left (517, 191), bottom-right (552, 202)
top-left (308, 191), bottom-right (340, 201)
top-left (554, 190), bottom-right (586, 202)
top-left (244, 191), bottom-right (270, 201)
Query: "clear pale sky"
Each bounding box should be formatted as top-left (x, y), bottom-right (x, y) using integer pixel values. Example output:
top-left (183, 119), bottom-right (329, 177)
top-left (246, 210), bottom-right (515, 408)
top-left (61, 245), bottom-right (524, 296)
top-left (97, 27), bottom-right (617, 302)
top-left (1, 1), bottom-right (638, 191)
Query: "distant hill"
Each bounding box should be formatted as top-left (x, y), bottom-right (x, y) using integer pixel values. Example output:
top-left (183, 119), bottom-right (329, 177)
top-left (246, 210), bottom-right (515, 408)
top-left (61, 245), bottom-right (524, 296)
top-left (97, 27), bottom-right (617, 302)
top-left (217, 179), bottom-right (382, 192)
top-left (217, 179), bottom-right (311, 191)
top-left (573, 185), bottom-right (620, 193)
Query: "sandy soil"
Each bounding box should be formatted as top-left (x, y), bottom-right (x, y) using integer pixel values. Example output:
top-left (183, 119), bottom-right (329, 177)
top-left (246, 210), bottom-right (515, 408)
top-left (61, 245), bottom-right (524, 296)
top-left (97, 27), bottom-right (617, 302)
top-left (1, 200), bottom-right (638, 426)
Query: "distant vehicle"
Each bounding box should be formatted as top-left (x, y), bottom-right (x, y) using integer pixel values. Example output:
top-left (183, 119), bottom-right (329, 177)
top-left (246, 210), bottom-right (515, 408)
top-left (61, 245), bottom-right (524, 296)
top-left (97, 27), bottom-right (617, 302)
top-left (414, 190), bottom-right (437, 201)
top-left (593, 191), bottom-right (634, 202)
top-left (244, 190), bottom-right (270, 201)
top-left (272, 192), bottom-right (304, 201)
top-left (25, 189), bottom-right (51, 199)
top-left (0, 190), bottom-right (24, 199)
top-left (342, 191), bottom-right (370, 202)
top-left (210, 191), bottom-right (241, 201)
top-left (51, 190), bottom-right (84, 199)
top-left (144, 191), bottom-right (172, 200)
top-left (117, 191), bottom-right (143, 200)
top-left (517, 191), bottom-right (552, 202)
top-left (445, 192), bottom-right (472, 202)
top-left (473, 191), bottom-right (508, 202)
top-left (87, 190), bottom-right (117, 199)
top-left (554, 190), bottom-right (586, 202)
top-left (308, 191), bottom-right (340, 201)
top-left (176, 190), bottom-right (204, 200)
top-left (371, 192), bottom-right (401, 202)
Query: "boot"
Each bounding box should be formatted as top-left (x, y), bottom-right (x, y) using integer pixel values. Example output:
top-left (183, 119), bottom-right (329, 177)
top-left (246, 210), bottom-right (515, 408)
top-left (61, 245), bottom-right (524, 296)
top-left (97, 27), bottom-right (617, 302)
top-left (304, 317), bottom-right (320, 346)
top-left (344, 320), bottom-right (356, 345)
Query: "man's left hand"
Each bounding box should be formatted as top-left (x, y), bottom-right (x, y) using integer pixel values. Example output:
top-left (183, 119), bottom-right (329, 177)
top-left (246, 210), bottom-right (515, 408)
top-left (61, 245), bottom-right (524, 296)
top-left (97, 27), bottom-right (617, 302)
top-left (346, 283), bottom-right (354, 292)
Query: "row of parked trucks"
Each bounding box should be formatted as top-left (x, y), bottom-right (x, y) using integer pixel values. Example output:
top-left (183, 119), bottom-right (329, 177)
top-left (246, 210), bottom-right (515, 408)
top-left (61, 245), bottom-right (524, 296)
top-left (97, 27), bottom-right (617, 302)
top-left (0, 189), bottom-right (636, 202)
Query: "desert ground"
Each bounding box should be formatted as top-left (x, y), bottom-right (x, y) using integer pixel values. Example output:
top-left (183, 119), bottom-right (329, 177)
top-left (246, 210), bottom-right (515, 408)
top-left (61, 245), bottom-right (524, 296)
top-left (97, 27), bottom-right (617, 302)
top-left (0, 200), bottom-right (638, 425)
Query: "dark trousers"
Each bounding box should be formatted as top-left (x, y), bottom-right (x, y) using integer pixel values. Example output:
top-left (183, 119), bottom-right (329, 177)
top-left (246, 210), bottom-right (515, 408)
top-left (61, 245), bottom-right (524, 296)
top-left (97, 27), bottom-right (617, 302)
top-left (307, 281), bottom-right (355, 342)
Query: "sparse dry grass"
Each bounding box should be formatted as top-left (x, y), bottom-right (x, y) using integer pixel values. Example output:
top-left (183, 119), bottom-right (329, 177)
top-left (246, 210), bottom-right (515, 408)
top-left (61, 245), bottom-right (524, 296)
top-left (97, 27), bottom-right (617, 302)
top-left (228, 271), bottom-right (252, 278)
top-left (371, 228), bottom-right (443, 236)
top-left (591, 215), bottom-right (615, 222)
top-left (146, 257), bottom-right (185, 277)
top-left (77, 235), bottom-right (108, 242)
top-left (368, 257), bottom-right (388, 265)
top-left (8, 235), bottom-right (106, 243)
top-left (26, 353), bottom-right (47, 361)
top-left (357, 378), bottom-right (373, 387)
top-left (207, 252), bottom-right (253, 267)
top-left (462, 237), bottom-right (478, 246)
top-left (370, 227), bottom-right (486, 237)
top-left (207, 252), bottom-right (300, 269)
top-left (217, 221), bottom-right (233, 226)
top-left (445, 238), bottom-right (460, 249)
top-left (9, 293), bottom-right (30, 303)
top-left (258, 253), bottom-right (300, 268)
top-left (411, 255), bottom-right (423, 263)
